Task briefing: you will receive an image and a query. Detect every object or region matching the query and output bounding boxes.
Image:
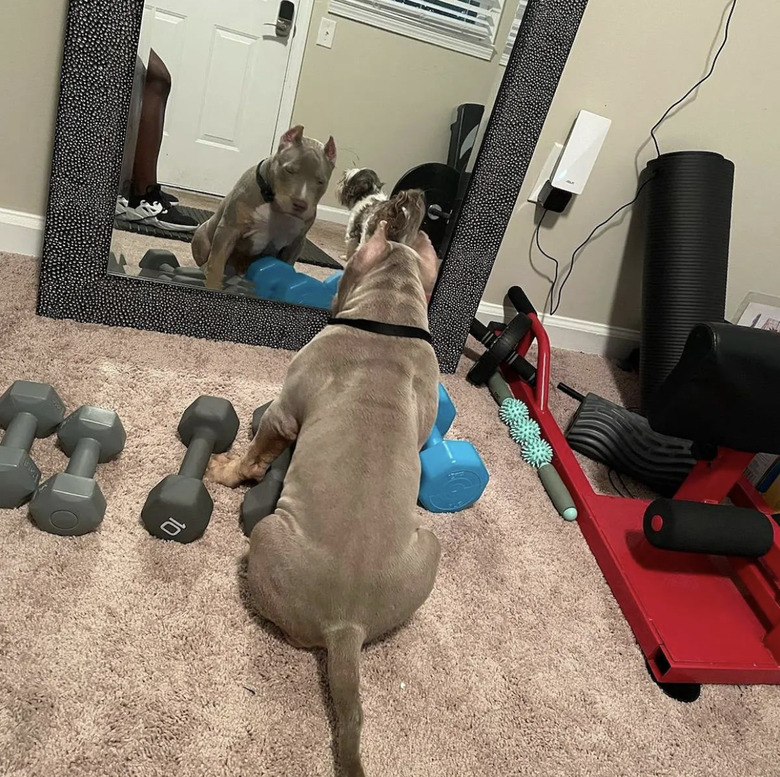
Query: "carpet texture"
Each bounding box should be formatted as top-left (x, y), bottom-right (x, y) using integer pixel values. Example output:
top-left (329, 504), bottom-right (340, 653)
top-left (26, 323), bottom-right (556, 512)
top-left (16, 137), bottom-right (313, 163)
top-left (0, 253), bottom-right (778, 777)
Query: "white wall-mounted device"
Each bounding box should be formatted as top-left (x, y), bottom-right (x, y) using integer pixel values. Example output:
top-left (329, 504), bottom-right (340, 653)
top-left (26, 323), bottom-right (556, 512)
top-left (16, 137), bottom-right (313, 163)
top-left (528, 110), bottom-right (611, 212)
top-left (552, 110), bottom-right (611, 194)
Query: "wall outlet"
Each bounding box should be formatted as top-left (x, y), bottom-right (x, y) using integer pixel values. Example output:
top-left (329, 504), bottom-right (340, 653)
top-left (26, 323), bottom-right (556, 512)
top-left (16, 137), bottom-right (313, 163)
top-left (317, 17), bottom-right (336, 48)
top-left (528, 142), bottom-right (564, 204)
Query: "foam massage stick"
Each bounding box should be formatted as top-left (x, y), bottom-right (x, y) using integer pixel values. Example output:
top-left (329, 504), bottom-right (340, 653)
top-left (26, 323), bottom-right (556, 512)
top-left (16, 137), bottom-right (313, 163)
top-left (488, 373), bottom-right (577, 522)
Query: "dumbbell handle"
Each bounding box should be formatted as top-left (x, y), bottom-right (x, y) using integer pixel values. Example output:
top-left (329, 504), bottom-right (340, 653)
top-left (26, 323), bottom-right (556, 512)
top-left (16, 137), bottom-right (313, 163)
top-left (65, 437), bottom-right (101, 478)
top-left (422, 425), bottom-right (443, 451)
top-left (179, 431), bottom-right (217, 480)
top-left (0, 412), bottom-right (38, 452)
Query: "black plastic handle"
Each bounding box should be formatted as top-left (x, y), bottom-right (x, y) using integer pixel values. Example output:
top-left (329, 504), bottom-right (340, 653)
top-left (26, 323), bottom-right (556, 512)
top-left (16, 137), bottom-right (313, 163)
top-left (469, 318), bottom-right (489, 342)
top-left (507, 286), bottom-right (536, 317)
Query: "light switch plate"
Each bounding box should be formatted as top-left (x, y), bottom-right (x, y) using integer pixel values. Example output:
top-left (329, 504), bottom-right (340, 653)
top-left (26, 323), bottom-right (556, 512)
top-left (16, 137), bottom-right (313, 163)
top-left (317, 17), bottom-right (336, 48)
top-left (528, 142), bottom-right (564, 204)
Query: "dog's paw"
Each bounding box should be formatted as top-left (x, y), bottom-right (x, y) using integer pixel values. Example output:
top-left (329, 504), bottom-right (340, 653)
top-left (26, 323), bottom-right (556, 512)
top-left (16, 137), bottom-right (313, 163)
top-left (206, 453), bottom-right (244, 488)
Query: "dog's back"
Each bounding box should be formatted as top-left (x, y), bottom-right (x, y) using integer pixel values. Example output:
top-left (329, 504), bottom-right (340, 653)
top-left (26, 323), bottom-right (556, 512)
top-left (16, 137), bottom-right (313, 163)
top-left (243, 226), bottom-right (441, 776)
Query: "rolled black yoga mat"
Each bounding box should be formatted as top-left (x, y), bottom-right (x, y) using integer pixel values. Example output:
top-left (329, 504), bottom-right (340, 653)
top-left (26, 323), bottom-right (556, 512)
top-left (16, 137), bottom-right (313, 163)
top-left (639, 151), bottom-right (734, 413)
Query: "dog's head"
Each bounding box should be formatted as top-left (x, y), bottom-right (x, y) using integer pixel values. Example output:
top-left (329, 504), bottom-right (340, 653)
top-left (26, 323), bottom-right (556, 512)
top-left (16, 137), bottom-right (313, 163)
top-left (268, 125), bottom-right (337, 221)
top-left (332, 220), bottom-right (440, 315)
top-left (363, 189), bottom-right (426, 246)
top-left (336, 168), bottom-right (384, 209)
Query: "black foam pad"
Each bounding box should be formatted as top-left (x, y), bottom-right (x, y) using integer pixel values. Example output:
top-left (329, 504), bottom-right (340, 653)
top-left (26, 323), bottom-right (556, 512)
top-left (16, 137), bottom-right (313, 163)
top-left (644, 499), bottom-right (774, 557)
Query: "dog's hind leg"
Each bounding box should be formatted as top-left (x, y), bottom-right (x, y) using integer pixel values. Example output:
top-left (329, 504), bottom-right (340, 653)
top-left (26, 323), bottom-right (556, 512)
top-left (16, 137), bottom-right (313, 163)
top-left (203, 224), bottom-right (239, 290)
top-left (207, 397), bottom-right (299, 487)
top-left (190, 221), bottom-right (212, 267)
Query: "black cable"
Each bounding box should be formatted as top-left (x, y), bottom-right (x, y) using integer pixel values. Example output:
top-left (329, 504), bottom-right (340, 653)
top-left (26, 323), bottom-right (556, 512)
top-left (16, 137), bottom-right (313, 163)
top-left (533, 0), bottom-right (738, 316)
top-left (549, 176), bottom-right (653, 316)
top-left (615, 471), bottom-right (634, 499)
top-left (608, 468), bottom-right (627, 498)
top-left (650, 0), bottom-right (738, 158)
top-left (533, 209), bottom-right (559, 309)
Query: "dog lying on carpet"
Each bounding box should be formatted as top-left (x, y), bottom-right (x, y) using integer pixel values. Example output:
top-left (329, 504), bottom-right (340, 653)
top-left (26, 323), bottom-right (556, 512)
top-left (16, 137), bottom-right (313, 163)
top-left (191, 125), bottom-right (337, 289)
top-left (206, 217), bottom-right (441, 776)
top-left (336, 167), bottom-right (427, 260)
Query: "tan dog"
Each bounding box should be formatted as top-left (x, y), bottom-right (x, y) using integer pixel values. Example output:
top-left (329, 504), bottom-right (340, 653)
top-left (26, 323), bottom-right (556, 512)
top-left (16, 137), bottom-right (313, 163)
top-left (191, 125), bottom-right (337, 289)
top-left (207, 223), bottom-right (442, 776)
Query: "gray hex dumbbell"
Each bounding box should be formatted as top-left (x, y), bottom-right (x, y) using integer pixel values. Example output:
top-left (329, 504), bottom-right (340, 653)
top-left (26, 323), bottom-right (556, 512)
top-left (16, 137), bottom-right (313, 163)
top-left (139, 249), bottom-right (180, 271)
top-left (141, 396), bottom-right (240, 544)
top-left (0, 381), bottom-right (66, 508)
top-left (240, 401), bottom-right (295, 537)
top-left (30, 406), bottom-right (126, 535)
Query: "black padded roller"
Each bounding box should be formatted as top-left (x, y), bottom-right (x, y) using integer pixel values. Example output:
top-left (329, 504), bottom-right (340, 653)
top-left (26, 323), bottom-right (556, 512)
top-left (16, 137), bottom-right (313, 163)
top-left (639, 151), bottom-right (734, 413)
top-left (644, 499), bottom-right (774, 557)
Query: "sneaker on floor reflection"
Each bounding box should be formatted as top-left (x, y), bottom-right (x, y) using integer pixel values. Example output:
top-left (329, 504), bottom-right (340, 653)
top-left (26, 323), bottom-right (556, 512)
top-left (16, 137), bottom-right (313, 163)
top-left (161, 189), bottom-right (179, 206)
top-left (125, 185), bottom-right (198, 232)
top-left (115, 194), bottom-right (129, 218)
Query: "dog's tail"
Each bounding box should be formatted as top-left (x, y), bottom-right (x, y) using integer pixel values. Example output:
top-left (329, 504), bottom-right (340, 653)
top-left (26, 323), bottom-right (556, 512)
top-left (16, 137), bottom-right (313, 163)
top-left (325, 625), bottom-right (367, 777)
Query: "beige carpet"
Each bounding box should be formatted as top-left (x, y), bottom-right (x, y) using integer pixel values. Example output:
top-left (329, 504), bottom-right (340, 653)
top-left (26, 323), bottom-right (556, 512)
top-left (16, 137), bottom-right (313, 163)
top-left (0, 252), bottom-right (778, 777)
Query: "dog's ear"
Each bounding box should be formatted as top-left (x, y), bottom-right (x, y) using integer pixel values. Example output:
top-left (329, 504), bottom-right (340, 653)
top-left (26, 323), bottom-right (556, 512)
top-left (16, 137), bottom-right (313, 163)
top-left (279, 125), bottom-right (304, 149)
top-left (413, 230), bottom-right (440, 298)
top-left (324, 136), bottom-right (337, 165)
top-left (351, 221), bottom-right (389, 273)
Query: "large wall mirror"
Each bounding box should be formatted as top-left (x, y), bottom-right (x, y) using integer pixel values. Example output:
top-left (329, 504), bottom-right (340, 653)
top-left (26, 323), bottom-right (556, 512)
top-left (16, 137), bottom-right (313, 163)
top-left (39, 0), bottom-right (588, 372)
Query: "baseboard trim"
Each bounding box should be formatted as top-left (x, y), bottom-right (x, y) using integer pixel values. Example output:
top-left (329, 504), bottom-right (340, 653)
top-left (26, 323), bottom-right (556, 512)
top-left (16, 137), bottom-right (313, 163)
top-left (476, 301), bottom-right (639, 359)
top-left (0, 207), bottom-right (45, 257)
top-left (318, 205), bottom-right (349, 225)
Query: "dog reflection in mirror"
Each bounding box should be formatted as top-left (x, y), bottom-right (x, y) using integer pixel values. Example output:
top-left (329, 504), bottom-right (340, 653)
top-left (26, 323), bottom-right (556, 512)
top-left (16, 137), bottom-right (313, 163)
top-left (191, 125), bottom-right (337, 289)
top-left (337, 168), bottom-right (428, 260)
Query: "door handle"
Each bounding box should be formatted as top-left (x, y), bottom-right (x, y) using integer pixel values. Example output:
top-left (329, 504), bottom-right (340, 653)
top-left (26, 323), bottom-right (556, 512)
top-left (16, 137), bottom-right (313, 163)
top-left (267, 0), bottom-right (295, 38)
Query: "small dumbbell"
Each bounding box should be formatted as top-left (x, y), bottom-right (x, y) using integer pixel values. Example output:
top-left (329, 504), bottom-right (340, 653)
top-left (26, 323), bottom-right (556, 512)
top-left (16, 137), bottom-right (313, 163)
top-left (29, 406), bottom-right (126, 535)
top-left (107, 252), bottom-right (128, 275)
top-left (0, 381), bottom-right (66, 508)
top-left (282, 273), bottom-right (334, 308)
top-left (139, 248), bottom-right (180, 271)
top-left (240, 401), bottom-right (295, 537)
top-left (323, 270), bottom-right (343, 295)
top-left (141, 395), bottom-right (240, 543)
top-left (246, 257), bottom-right (297, 301)
top-left (418, 384), bottom-right (489, 513)
top-left (139, 264), bottom-right (178, 280)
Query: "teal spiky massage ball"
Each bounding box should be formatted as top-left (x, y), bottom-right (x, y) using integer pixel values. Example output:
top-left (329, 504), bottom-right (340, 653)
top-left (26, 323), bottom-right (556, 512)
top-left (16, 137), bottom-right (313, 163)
top-left (499, 398), bottom-right (529, 426)
top-left (509, 416), bottom-right (541, 445)
top-left (521, 437), bottom-right (554, 468)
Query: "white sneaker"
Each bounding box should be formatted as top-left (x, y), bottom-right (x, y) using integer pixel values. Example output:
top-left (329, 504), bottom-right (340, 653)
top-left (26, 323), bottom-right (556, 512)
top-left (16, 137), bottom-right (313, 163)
top-left (125, 185), bottom-right (199, 232)
top-left (115, 195), bottom-right (129, 217)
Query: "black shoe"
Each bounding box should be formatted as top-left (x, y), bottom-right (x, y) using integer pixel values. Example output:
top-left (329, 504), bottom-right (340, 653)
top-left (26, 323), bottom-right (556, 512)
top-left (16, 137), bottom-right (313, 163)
top-left (161, 189), bottom-right (179, 206)
top-left (126, 185), bottom-right (198, 232)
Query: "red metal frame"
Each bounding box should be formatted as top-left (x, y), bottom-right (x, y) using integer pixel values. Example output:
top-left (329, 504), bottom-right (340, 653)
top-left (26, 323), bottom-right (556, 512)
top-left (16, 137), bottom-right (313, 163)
top-left (502, 311), bottom-right (780, 685)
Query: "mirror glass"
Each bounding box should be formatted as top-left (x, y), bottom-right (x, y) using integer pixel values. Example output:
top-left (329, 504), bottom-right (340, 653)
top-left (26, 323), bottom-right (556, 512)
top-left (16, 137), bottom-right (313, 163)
top-left (108, 0), bottom-right (526, 308)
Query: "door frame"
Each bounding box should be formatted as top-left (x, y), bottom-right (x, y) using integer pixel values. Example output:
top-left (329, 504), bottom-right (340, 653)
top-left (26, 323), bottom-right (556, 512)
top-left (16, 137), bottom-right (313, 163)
top-left (271, 0), bottom-right (316, 149)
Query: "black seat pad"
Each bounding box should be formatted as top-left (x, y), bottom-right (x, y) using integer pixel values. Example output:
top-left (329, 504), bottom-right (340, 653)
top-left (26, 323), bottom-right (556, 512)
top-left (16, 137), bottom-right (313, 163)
top-left (648, 322), bottom-right (780, 454)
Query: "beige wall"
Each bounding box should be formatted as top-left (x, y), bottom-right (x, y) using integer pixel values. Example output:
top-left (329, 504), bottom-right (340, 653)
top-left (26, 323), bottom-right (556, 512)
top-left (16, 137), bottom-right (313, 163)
top-left (4, 0), bottom-right (774, 338)
top-left (485, 0), bottom-right (780, 331)
top-left (291, 1), bottom-right (511, 208)
top-left (0, 0), bottom-right (68, 216)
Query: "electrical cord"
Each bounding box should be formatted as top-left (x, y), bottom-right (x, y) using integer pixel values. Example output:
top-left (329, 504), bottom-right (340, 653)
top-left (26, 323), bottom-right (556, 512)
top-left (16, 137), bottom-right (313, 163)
top-left (608, 468), bottom-right (627, 497)
top-left (535, 0), bottom-right (739, 316)
top-left (607, 468), bottom-right (635, 499)
top-left (549, 176), bottom-right (653, 315)
top-left (650, 0), bottom-right (738, 158)
top-left (533, 209), bottom-right (557, 305)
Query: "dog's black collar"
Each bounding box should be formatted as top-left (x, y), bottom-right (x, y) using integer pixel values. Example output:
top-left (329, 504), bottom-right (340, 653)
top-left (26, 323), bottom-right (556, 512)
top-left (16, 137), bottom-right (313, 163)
top-left (255, 160), bottom-right (275, 202)
top-left (327, 317), bottom-right (432, 345)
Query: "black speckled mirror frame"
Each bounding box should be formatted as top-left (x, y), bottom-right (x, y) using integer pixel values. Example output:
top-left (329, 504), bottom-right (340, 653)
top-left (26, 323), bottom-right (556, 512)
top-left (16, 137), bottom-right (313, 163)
top-left (38, 0), bottom-right (588, 372)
